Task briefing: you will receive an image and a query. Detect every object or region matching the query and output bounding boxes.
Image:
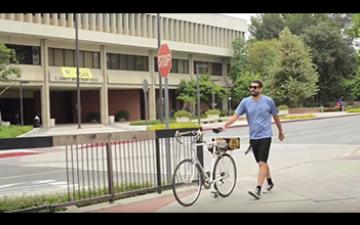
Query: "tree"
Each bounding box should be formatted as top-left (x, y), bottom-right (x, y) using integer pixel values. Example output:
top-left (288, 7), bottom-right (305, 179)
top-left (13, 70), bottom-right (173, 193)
top-left (302, 21), bottom-right (358, 103)
top-left (268, 27), bottom-right (319, 107)
top-left (249, 14), bottom-right (285, 40)
top-left (229, 37), bottom-right (248, 81)
top-left (246, 39), bottom-right (280, 80)
top-left (0, 43), bottom-right (20, 81)
top-left (176, 75), bottom-right (228, 111)
top-left (231, 71), bottom-right (261, 104)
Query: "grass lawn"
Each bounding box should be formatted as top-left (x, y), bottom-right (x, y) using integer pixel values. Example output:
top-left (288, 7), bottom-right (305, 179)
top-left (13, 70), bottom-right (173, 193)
top-left (0, 125), bottom-right (33, 138)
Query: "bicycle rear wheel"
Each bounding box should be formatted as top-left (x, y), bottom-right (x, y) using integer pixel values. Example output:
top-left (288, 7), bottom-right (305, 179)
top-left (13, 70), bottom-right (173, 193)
top-left (172, 159), bottom-right (203, 207)
top-left (213, 153), bottom-right (237, 197)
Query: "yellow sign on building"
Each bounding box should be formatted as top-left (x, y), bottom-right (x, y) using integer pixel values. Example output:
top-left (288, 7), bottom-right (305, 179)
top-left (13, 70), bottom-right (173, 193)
top-left (61, 67), bottom-right (93, 79)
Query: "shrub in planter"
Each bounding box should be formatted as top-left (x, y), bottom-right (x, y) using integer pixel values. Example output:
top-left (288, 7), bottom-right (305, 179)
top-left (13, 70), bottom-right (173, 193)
top-left (205, 109), bottom-right (221, 121)
top-left (277, 105), bottom-right (289, 111)
top-left (86, 112), bottom-right (100, 123)
top-left (173, 110), bottom-right (192, 122)
top-left (115, 111), bottom-right (129, 122)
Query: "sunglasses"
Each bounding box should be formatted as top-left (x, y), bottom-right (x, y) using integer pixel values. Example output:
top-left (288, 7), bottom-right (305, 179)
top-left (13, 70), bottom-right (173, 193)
top-left (249, 86), bottom-right (259, 90)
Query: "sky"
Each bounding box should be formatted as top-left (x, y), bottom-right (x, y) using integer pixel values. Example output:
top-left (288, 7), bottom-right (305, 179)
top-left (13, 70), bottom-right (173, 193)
top-left (222, 13), bottom-right (257, 39)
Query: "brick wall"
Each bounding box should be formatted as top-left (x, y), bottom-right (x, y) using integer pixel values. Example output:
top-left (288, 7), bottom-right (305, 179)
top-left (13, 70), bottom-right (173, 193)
top-left (108, 89), bottom-right (140, 121)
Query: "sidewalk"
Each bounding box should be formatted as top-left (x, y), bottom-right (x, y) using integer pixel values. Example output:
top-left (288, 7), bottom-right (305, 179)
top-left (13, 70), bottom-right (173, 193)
top-left (64, 143), bottom-right (360, 213)
top-left (20, 111), bottom-right (359, 137)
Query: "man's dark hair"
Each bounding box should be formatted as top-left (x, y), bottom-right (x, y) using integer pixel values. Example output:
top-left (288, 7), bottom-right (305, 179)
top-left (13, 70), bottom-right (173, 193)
top-left (251, 80), bottom-right (263, 88)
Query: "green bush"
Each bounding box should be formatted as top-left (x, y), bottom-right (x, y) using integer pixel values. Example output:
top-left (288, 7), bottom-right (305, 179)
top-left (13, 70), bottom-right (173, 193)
top-left (278, 105), bottom-right (289, 111)
top-left (148, 122), bottom-right (200, 131)
top-left (115, 111), bottom-right (129, 121)
top-left (0, 126), bottom-right (33, 138)
top-left (129, 120), bottom-right (162, 126)
top-left (86, 112), bottom-right (100, 123)
top-left (205, 109), bottom-right (221, 116)
top-left (220, 111), bottom-right (227, 117)
top-left (173, 110), bottom-right (192, 119)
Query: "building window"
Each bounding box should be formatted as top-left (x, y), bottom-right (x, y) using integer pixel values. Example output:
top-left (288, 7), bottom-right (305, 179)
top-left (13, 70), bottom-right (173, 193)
top-left (194, 61), bottom-right (222, 76)
top-left (5, 44), bottom-right (41, 65)
top-left (211, 62), bottom-right (222, 76)
top-left (107, 53), bottom-right (149, 71)
top-left (154, 58), bottom-right (189, 74)
top-left (48, 48), bottom-right (100, 68)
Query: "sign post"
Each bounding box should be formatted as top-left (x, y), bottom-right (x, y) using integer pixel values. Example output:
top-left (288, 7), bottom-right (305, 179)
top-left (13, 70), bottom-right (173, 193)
top-left (157, 43), bottom-right (172, 129)
top-left (157, 43), bottom-right (172, 184)
top-left (142, 79), bottom-right (149, 122)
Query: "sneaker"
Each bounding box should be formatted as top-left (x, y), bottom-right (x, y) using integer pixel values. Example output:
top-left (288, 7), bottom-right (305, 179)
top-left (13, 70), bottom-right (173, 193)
top-left (248, 189), bottom-right (261, 200)
top-left (263, 183), bottom-right (274, 193)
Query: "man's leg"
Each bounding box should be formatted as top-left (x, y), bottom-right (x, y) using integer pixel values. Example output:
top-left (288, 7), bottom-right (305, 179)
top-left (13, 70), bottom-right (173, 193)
top-left (257, 162), bottom-right (268, 187)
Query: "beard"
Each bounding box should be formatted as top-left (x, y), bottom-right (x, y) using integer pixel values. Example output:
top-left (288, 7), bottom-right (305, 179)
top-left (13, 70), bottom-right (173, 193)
top-left (250, 91), bottom-right (259, 97)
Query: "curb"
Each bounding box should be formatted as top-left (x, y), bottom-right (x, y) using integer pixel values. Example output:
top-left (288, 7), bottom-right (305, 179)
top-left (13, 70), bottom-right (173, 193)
top-left (202, 113), bottom-right (360, 131)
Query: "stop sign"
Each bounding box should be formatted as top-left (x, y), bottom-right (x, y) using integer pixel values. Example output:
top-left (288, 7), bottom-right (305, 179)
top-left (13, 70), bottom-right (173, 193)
top-left (157, 43), bottom-right (172, 78)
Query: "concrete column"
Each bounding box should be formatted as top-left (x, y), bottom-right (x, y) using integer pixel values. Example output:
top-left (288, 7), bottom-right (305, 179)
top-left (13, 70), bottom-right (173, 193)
top-left (185, 21), bottom-right (189, 43)
top-left (136, 13), bottom-right (141, 36)
top-left (90, 13), bottom-right (96, 30)
top-left (130, 13), bottom-right (135, 35)
top-left (194, 23), bottom-right (198, 44)
top-left (76, 14), bottom-right (82, 30)
top-left (100, 45), bottom-right (109, 124)
top-left (117, 13), bottom-right (123, 34)
top-left (40, 39), bottom-right (51, 128)
top-left (104, 13), bottom-right (110, 33)
top-left (110, 13), bottom-right (116, 33)
top-left (164, 18), bottom-right (168, 40)
top-left (175, 20), bottom-right (179, 41)
top-left (16, 13), bottom-right (24, 22)
top-left (43, 13), bottom-right (50, 25)
top-left (199, 24), bottom-right (204, 45)
top-left (123, 14), bottom-right (129, 35)
top-left (26, 13), bottom-right (33, 23)
top-left (34, 13), bottom-right (41, 23)
top-left (180, 20), bottom-right (184, 42)
top-left (0, 14), bottom-right (5, 19)
top-left (147, 15), bottom-right (152, 38)
top-left (51, 13), bottom-right (57, 25)
top-left (142, 14), bottom-right (147, 37)
top-left (97, 14), bottom-right (103, 32)
top-left (148, 50), bottom-right (156, 120)
top-left (83, 14), bottom-right (89, 30)
top-left (60, 13), bottom-right (66, 26)
top-left (68, 13), bottom-right (74, 28)
top-left (8, 13), bottom-right (15, 20)
top-left (189, 22), bottom-right (193, 43)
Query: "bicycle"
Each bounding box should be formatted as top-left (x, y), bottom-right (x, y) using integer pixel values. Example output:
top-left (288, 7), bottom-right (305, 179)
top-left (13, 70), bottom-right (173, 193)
top-left (172, 128), bottom-right (240, 207)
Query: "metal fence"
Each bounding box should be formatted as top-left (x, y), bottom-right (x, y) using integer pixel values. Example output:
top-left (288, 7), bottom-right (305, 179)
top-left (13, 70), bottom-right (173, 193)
top-left (0, 128), bottom-right (202, 211)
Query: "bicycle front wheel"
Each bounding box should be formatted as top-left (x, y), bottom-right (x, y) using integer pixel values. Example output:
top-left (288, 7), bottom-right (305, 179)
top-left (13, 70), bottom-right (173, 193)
top-left (213, 153), bottom-right (237, 197)
top-left (172, 159), bottom-right (203, 207)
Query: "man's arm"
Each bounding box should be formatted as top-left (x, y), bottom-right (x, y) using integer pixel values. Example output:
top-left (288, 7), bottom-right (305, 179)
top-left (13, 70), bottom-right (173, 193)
top-left (273, 114), bottom-right (285, 141)
top-left (222, 114), bottom-right (240, 129)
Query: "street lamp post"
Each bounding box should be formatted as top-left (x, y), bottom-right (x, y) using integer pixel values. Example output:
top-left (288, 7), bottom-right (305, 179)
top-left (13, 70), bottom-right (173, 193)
top-left (75, 13), bottom-right (81, 129)
top-left (212, 88), bottom-right (215, 109)
top-left (195, 64), bottom-right (208, 125)
top-left (228, 96), bottom-right (232, 116)
top-left (19, 81), bottom-right (29, 126)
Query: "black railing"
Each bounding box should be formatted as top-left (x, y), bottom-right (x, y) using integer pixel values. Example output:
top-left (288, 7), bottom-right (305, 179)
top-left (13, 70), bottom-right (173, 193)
top-left (0, 128), bottom-right (202, 212)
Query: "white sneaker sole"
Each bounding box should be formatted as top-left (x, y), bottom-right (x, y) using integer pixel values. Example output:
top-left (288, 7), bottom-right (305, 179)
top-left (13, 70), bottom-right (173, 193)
top-left (248, 190), bottom-right (260, 200)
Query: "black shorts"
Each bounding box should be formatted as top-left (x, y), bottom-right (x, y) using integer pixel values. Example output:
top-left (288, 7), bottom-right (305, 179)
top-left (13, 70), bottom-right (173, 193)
top-left (250, 138), bottom-right (272, 163)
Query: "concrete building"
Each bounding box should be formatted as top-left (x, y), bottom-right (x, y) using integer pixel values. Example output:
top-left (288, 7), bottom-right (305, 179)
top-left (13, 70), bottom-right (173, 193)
top-left (0, 13), bottom-right (247, 127)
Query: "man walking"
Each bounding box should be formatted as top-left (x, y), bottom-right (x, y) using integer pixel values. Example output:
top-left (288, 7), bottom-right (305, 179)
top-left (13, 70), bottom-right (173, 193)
top-left (221, 80), bottom-right (285, 199)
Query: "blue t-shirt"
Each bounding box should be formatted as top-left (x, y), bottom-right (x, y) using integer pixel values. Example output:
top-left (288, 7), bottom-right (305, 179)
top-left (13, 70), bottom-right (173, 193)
top-left (235, 95), bottom-right (278, 140)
